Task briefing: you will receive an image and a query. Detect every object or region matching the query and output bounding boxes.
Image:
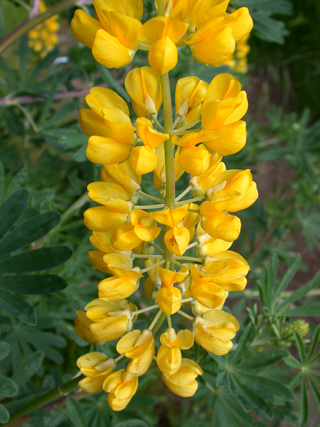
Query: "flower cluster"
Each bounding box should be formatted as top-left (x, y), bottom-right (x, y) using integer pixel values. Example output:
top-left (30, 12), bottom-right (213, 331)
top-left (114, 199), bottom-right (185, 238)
top-left (72, 0), bottom-right (257, 412)
top-left (29, 1), bottom-right (59, 57)
top-left (71, 0), bottom-right (253, 73)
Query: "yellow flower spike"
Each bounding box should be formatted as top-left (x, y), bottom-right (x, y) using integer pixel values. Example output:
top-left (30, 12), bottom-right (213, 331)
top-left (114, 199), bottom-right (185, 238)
top-left (98, 269), bottom-right (142, 301)
top-left (162, 358), bottom-right (203, 398)
top-left (199, 201), bottom-right (241, 242)
top-left (179, 144), bottom-right (211, 176)
top-left (111, 223), bottom-right (143, 251)
top-left (157, 328), bottom-right (194, 375)
top-left (125, 67), bottom-right (162, 118)
top-left (77, 352), bottom-right (115, 393)
top-left (156, 267), bottom-right (188, 314)
top-left (74, 311), bottom-right (99, 344)
top-left (86, 87), bottom-right (130, 117)
top-left (87, 136), bottom-right (132, 165)
top-left (129, 146), bottom-right (159, 175)
top-left (175, 77), bottom-right (209, 125)
top-left (87, 250), bottom-right (112, 274)
top-left (164, 226), bottom-right (190, 256)
top-left (151, 204), bottom-right (189, 228)
top-left (189, 264), bottom-right (228, 309)
top-left (135, 118), bottom-right (169, 149)
top-left (203, 251), bottom-right (250, 291)
top-left (104, 370), bottom-right (138, 411)
top-left (131, 210), bottom-right (162, 242)
top-left (194, 309), bottom-right (240, 355)
top-left (84, 206), bottom-right (129, 233)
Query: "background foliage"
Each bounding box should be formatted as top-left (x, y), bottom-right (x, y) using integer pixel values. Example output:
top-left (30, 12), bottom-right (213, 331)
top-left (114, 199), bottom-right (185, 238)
top-left (0, 0), bottom-right (319, 425)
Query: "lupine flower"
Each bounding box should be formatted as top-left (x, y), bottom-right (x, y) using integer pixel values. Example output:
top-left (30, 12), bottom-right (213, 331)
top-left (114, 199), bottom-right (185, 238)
top-left (29, 1), bottom-right (59, 57)
top-left (72, 0), bottom-right (256, 412)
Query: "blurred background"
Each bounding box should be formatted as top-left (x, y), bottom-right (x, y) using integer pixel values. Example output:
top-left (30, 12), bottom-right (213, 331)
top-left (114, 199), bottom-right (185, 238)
top-left (0, 0), bottom-right (319, 426)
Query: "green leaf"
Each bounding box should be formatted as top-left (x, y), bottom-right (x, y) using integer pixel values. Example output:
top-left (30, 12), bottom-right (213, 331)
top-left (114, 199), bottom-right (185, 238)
top-left (283, 306), bottom-right (320, 317)
top-left (299, 379), bottom-right (308, 427)
top-left (0, 404), bottom-right (9, 423)
top-left (0, 246), bottom-right (72, 273)
top-left (0, 188), bottom-right (29, 239)
top-left (276, 271), bottom-right (320, 315)
top-left (26, 47), bottom-right (59, 84)
top-left (0, 162), bottom-right (4, 203)
top-left (307, 326), bottom-right (320, 363)
top-left (12, 351), bottom-right (44, 387)
top-left (0, 375), bottom-right (18, 398)
top-left (230, 376), bottom-right (273, 419)
top-left (285, 355), bottom-right (301, 370)
top-left (0, 342), bottom-right (10, 361)
top-left (309, 378), bottom-right (320, 407)
top-left (0, 291), bottom-right (36, 325)
top-left (113, 420), bottom-right (149, 427)
top-left (238, 373), bottom-right (295, 401)
top-left (41, 102), bottom-right (77, 129)
top-left (39, 77), bottom-right (58, 125)
top-left (6, 168), bottom-right (28, 196)
top-left (0, 211), bottom-right (61, 256)
top-left (67, 397), bottom-right (88, 427)
top-left (225, 397), bottom-right (265, 427)
top-left (275, 254), bottom-right (301, 299)
top-left (294, 332), bottom-right (306, 363)
top-left (240, 350), bottom-right (289, 370)
top-left (0, 274), bottom-right (68, 294)
top-left (231, 323), bottom-right (256, 363)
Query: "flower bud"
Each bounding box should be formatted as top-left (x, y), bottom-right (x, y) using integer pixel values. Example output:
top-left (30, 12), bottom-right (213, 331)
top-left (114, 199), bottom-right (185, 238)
top-left (77, 352), bottom-right (115, 393)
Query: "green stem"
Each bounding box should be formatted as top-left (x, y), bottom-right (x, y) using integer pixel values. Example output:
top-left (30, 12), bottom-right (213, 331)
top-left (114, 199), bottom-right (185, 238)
top-left (135, 204), bottom-right (165, 210)
top-left (173, 256), bottom-right (203, 262)
top-left (175, 185), bottom-right (193, 202)
top-left (6, 376), bottom-right (82, 426)
top-left (140, 260), bottom-right (165, 273)
top-left (132, 304), bottom-right (159, 315)
top-left (133, 254), bottom-right (163, 259)
top-left (177, 310), bottom-right (194, 321)
top-left (138, 190), bottom-right (164, 203)
top-left (0, 0), bottom-right (75, 55)
top-left (175, 196), bottom-right (203, 206)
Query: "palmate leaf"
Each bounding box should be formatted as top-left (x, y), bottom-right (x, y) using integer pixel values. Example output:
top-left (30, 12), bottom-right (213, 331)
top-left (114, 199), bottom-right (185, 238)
top-left (0, 188), bottom-right (72, 324)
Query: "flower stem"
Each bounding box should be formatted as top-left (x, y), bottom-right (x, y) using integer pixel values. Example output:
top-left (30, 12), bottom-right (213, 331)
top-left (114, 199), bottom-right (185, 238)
top-left (148, 309), bottom-right (163, 331)
top-left (175, 185), bottom-right (193, 202)
top-left (186, 241), bottom-right (198, 250)
top-left (132, 304), bottom-right (159, 315)
top-left (135, 204), bottom-right (165, 210)
top-left (173, 256), bottom-right (203, 263)
top-left (177, 310), bottom-right (194, 321)
top-left (140, 260), bottom-right (165, 273)
top-left (133, 254), bottom-right (163, 259)
top-left (167, 314), bottom-right (172, 328)
top-left (150, 243), bottom-right (164, 254)
top-left (138, 190), bottom-right (164, 203)
top-left (175, 196), bottom-right (203, 206)
top-left (6, 375), bottom-right (83, 425)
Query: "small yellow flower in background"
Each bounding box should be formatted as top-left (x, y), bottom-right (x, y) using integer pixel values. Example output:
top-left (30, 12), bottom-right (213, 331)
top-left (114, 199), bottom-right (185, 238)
top-left (29, 1), bottom-right (59, 57)
top-left (71, 0), bottom-right (257, 412)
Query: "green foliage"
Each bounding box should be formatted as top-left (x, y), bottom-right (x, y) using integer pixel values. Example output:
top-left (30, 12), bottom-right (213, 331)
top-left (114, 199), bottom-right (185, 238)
top-left (0, 0), bottom-right (319, 426)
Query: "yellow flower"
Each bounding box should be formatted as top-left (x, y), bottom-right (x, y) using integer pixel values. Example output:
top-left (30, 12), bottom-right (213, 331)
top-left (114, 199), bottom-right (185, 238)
top-left (194, 309), bottom-right (240, 355)
top-left (190, 153), bottom-right (225, 196)
top-left (103, 369), bottom-right (138, 411)
top-left (71, 0), bottom-right (143, 68)
top-left (85, 299), bottom-right (136, 342)
top-left (98, 268), bottom-right (142, 301)
top-left (196, 224), bottom-right (232, 258)
top-left (29, 1), bottom-right (59, 56)
top-left (84, 205), bottom-right (130, 233)
top-left (163, 358), bottom-right (203, 397)
top-left (189, 264), bottom-right (228, 309)
top-left (157, 328), bottom-right (194, 375)
top-left (185, 8), bottom-right (253, 67)
top-left (200, 73), bottom-right (248, 155)
top-left (125, 67), bottom-right (162, 118)
top-left (156, 267), bottom-right (188, 314)
top-left (74, 310), bottom-right (99, 344)
top-left (117, 329), bottom-right (155, 375)
top-left (199, 201), bottom-right (241, 242)
top-left (87, 250), bottom-right (112, 274)
top-left (101, 161), bottom-right (141, 196)
top-left (175, 77), bottom-right (208, 125)
top-left (203, 251), bottom-right (250, 291)
top-left (77, 352), bottom-right (115, 393)
top-left (179, 144), bottom-right (211, 176)
top-left (138, 17), bottom-right (188, 73)
top-left (111, 209), bottom-right (161, 250)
